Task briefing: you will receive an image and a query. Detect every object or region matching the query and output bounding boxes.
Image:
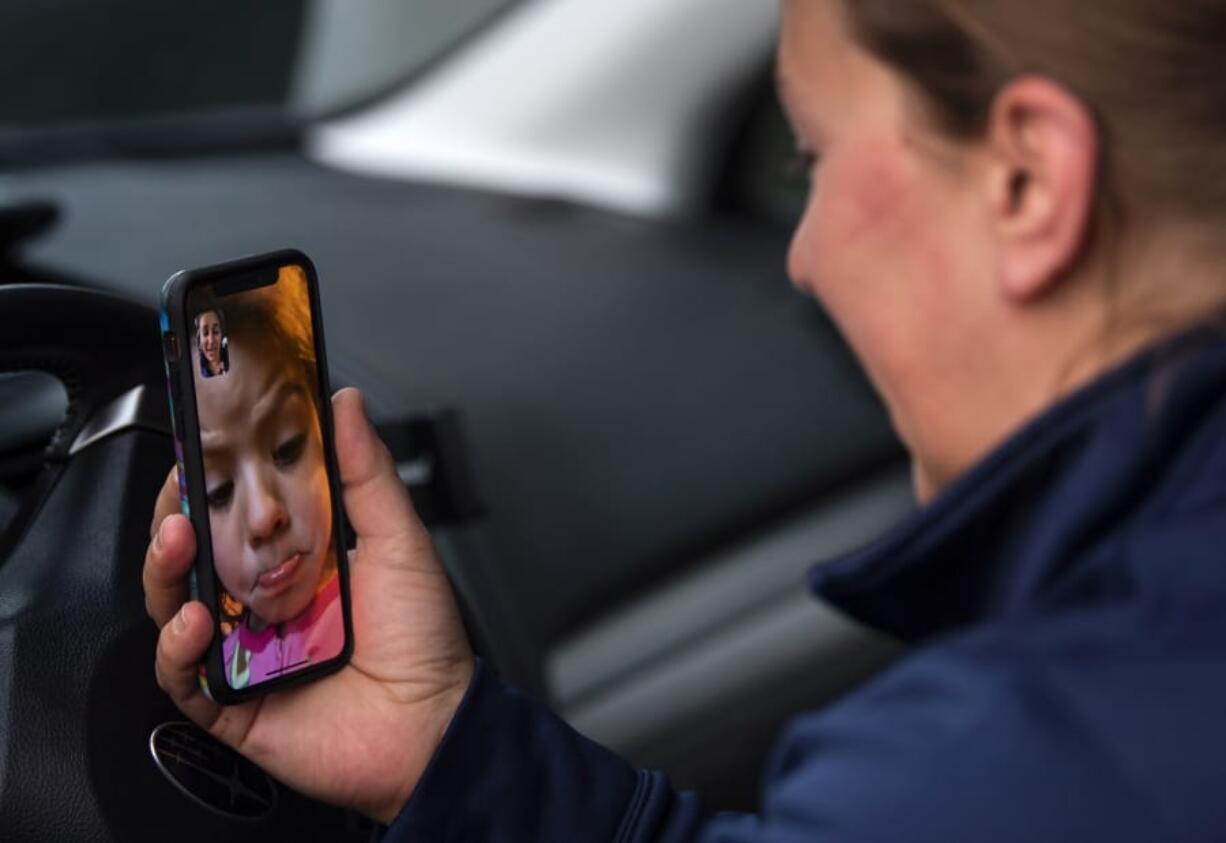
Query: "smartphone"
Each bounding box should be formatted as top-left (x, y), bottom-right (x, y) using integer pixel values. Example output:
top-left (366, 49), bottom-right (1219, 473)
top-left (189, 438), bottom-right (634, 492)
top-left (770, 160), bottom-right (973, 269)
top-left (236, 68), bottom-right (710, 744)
top-left (160, 249), bottom-right (352, 704)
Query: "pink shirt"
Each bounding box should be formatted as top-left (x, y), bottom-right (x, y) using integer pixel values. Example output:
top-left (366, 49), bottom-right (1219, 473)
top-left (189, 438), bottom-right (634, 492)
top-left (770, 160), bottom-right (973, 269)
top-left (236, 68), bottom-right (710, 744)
top-left (223, 573), bottom-right (344, 690)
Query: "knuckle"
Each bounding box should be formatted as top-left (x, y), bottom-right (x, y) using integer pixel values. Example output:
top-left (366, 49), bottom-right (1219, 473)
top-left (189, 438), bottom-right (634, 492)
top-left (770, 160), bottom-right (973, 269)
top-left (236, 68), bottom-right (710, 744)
top-left (155, 628), bottom-right (177, 669)
top-left (144, 541), bottom-right (159, 573)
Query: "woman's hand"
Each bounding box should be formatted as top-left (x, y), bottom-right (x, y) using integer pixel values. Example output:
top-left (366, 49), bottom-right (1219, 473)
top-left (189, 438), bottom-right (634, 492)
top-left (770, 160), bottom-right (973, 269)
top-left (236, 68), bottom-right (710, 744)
top-left (143, 387), bottom-right (475, 825)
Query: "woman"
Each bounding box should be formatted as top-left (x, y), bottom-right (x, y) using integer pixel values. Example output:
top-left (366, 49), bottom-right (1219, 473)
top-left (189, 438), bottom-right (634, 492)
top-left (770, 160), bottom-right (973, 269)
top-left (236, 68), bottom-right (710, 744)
top-left (195, 309), bottom-right (229, 378)
top-left (143, 0), bottom-right (1226, 839)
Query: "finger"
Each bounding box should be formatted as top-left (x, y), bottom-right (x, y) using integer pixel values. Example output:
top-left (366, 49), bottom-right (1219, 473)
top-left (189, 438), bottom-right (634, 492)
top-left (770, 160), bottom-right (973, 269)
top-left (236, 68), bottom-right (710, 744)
top-left (144, 513), bottom-right (197, 627)
top-left (332, 388), bottom-right (428, 546)
top-left (154, 601), bottom-right (223, 730)
top-left (150, 466), bottom-right (183, 539)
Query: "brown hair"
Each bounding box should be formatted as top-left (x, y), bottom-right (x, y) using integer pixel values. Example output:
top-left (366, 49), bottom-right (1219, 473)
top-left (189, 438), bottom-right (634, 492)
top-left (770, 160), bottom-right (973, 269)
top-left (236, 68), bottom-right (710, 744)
top-left (841, 0), bottom-right (1226, 243)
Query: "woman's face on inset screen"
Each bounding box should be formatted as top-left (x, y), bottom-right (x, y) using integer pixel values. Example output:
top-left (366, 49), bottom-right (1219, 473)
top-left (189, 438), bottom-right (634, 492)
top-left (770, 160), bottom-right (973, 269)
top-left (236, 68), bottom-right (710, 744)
top-left (198, 311), bottom-right (223, 368)
top-left (196, 337), bottom-right (333, 628)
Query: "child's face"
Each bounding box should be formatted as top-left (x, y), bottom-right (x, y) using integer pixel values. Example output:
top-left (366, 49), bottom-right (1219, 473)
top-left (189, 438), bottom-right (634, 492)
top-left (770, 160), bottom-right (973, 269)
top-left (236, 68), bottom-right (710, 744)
top-left (198, 312), bottom-right (223, 368)
top-left (196, 337), bottom-right (333, 627)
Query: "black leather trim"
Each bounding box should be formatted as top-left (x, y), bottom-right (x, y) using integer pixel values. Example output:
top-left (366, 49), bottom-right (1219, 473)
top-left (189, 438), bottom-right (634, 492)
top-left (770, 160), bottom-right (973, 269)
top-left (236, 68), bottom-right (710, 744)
top-left (0, 283), bottom-right (165, 461)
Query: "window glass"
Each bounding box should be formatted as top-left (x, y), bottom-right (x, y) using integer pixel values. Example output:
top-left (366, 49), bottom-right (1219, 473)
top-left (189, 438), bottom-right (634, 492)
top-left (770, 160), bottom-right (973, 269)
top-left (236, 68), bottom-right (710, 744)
top-left (0, 0), bottom-right (515, 128)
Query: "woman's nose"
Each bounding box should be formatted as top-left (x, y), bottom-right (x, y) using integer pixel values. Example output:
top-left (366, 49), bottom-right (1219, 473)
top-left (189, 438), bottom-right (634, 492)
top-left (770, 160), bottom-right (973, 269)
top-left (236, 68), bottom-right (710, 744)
top-left (245, 473), bottom-right (289, 545)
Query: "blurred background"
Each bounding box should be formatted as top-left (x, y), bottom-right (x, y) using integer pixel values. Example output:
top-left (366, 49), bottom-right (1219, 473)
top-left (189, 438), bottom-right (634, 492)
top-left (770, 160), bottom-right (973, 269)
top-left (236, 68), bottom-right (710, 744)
top-left (0, 0), bottom-right (910, 811)
top-left (0, 0), bottom-right (810, 221)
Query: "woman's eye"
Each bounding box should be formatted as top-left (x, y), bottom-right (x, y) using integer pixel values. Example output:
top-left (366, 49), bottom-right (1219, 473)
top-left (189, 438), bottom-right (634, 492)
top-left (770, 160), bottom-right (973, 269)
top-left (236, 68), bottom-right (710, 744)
top-left (206, 481), bottom-right (234, 509)
top-left (273, 433), bottom-right (307, 467)
top-left (785, 147), bottom-right (820, 180)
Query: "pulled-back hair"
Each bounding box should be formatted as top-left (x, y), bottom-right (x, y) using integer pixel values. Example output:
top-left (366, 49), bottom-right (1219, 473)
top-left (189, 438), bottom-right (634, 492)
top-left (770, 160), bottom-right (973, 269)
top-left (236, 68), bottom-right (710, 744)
top-left (842, 1), bottom-right (1226, 240)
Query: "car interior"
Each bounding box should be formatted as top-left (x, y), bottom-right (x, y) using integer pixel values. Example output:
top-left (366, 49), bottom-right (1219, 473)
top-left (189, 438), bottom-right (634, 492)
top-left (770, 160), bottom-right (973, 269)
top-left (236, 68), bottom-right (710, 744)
top-left (0, 2), bottom-right (911, 838)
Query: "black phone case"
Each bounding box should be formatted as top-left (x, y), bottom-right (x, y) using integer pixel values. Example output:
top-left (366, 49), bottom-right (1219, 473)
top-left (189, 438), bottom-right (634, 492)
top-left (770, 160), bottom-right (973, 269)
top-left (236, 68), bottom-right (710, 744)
top-left (159, 249), bottom-right (353, 705)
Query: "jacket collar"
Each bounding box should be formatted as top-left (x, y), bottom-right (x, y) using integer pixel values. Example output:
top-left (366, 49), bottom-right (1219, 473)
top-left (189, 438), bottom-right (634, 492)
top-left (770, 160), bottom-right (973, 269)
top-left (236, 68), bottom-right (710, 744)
top-left (810, 323), bottom-right (1226, 642)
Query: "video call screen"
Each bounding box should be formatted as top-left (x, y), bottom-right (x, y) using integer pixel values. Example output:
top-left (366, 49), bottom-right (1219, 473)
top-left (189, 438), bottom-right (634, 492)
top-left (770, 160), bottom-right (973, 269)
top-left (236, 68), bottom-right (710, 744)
top-left (187, 265), bottom-right (344, 690)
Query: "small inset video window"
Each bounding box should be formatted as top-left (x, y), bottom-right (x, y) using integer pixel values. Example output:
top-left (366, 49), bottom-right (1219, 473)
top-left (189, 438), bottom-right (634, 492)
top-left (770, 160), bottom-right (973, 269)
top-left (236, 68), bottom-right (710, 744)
top-left (194, 309), bottom-right (230, 379)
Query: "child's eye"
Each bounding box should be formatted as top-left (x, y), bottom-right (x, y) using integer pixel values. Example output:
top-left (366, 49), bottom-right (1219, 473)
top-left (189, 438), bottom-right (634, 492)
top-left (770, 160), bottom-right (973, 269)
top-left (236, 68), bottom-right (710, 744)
top-left (206, 480), bottom-right (234, 509)
top-left (273, 433), bottom-right (307, 468)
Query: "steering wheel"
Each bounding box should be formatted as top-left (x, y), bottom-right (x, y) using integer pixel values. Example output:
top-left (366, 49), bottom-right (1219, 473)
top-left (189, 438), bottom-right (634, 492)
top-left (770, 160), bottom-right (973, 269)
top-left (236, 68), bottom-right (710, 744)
top-left (0, 284), bottom-right (373, 840)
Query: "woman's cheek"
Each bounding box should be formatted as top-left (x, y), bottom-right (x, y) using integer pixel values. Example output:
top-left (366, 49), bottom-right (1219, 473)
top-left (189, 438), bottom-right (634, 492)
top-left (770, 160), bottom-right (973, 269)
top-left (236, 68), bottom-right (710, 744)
top-left (805, 179), bottom-right (892, 354)
top-left (806, 144), bottom-right (936, 430)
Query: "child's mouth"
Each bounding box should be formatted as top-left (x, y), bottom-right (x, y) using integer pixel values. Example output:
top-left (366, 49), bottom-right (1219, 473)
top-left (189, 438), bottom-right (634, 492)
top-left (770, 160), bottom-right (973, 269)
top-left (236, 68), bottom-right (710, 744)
top-left (256, 552), bottom-right (302, 592)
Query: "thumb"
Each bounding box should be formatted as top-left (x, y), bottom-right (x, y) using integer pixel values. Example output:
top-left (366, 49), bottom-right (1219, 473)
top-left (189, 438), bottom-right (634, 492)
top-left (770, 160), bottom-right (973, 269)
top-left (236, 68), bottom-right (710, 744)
top-left (332, 388), bottom-right (429, 550)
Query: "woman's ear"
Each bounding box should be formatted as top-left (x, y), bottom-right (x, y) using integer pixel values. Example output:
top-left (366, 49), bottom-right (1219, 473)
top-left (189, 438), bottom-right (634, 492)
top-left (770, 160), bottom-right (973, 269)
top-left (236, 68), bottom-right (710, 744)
top-left (984, 76), bottom-right (1099, 301)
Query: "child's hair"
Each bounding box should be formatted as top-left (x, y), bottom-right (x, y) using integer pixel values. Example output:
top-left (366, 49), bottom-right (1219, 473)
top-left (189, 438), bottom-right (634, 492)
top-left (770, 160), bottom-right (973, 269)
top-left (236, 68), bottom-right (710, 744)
top-left (196, 265), bottom-right (333, 633)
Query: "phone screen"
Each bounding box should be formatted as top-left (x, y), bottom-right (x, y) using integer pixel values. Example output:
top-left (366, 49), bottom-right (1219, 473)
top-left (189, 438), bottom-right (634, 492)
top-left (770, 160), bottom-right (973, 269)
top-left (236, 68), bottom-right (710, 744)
top-left (186, 263), bottom-right (344, 691)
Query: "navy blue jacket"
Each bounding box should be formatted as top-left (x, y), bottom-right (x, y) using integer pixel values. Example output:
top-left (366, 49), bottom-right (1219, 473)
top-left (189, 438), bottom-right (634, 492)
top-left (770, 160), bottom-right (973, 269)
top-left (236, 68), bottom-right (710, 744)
top-left (385, 326), bottom-right (1226, 841)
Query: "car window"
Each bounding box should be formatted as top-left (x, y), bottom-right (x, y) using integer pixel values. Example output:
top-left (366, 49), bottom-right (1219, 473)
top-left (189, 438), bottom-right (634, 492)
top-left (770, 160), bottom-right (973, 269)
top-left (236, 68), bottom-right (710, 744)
top-left (0, 0), bottom-right (516, 128)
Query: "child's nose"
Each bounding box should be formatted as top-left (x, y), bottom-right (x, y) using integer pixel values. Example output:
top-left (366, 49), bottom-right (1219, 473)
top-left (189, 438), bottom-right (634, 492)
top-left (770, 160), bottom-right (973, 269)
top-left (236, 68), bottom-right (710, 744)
top-left (246, 478), bottom-right (288, 544)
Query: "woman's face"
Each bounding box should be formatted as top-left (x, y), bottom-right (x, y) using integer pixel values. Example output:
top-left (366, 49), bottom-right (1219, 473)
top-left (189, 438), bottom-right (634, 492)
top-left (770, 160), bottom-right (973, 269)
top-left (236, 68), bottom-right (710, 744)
top-left (198, 312), bottom-right (223, 368)
top-left (778, 0), bottom-right (998, 499)
top-left (196, 337), bottom-right (333, 627)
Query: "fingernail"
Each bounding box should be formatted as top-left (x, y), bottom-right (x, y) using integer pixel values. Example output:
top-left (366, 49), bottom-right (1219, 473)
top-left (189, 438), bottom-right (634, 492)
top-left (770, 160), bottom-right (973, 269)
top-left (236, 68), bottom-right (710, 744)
top-left (173, 605), bottom-right (187, 634)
